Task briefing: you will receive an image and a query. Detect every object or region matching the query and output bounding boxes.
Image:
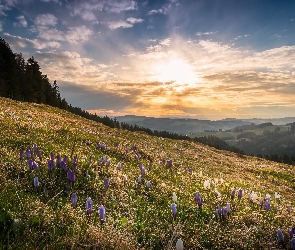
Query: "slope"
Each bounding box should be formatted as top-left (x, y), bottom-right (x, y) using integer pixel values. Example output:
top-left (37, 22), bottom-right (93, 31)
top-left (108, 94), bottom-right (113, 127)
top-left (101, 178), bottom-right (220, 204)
top-left (0, 97), bottom-right (294, 249)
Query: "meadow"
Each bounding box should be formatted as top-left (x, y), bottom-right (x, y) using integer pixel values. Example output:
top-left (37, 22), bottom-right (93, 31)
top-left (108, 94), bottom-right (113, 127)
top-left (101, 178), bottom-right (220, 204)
top-left (0, 97), bottom-right (295, 249)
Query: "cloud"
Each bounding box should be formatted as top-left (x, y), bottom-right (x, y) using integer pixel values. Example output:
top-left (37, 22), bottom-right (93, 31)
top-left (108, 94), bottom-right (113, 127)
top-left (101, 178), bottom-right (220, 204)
top-left (32, 17), bottom-right (93, 44)
top-left (159, 38), bottom-right (170, 46)
top-left (147, 0), bottom-right (181, 15)
top-left (108, 17), bottom-right (143, 29)
top-left (108, 21), bottom-right (133, 29)
top-left (35, 13), bottom-right (58, 26)
top-left (13, 15), bottom-right (28, 27)
top-left (0, 3), bottom-right (11, 16)
top-left (126, 17), bottom-right (144, 24)
top-left (66, 26), bottom-right (93, 43)
top-left (2, 32), bottom-right (61, 50)
top-left (69, 0), bottom-right (138, 21)
top-left (80, 10), bottom-right (96, 21)
top-left (0, 21), bottom-right (3, 31)
top-left (142, 1), bottom-right (148, 6)
top-left (196, 31), bottom-right (218, 36)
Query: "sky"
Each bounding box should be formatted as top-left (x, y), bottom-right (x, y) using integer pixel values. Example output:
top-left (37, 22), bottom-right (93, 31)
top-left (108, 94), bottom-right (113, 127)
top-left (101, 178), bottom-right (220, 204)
top-left (1, 0), bottom-right (295, 120)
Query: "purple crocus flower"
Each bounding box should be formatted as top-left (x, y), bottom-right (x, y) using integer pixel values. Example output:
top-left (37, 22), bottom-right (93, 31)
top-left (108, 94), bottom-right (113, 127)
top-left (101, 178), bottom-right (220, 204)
top-left (277, 229), bottom-right (284, 245)
top-left (86, 197), bottom-right (92, 215)
top-left (71, 193), bottom-right (77, 207)
top-left (117, 162), bottom-right (122, 170)
top-left (26, 149), bottom-right (31, 159)
top-left (171, 203), bottom-right (177, 219)
top-left (68, 170), bottom-right (75, 183)
top-left (139, 162), bottom-right (143, 171)
top-left (238, 189), bottom-right (243, 199)
top-left (231, 187), bottom-right (236, 199)
top-left (63, 155), bottom-right (68, 164)
top-left (264, 199), bottom-right (271, 212)
top-left (141, 167), bottom-right (146, 176)
top-left (99, 205), bottom-right (106, 224)
top-left (137, 175), bottom-right (142, 184)
top-left (32, 161), bottom-right (39, 172)
top-left (166, 160), bottom-right (172, 167)
top-left (106, 159), bottom-right (111, 167)
top-left (104, 178), bottom-right (109, 189)
top-left (289, 227), bottom-right (295, 238)
top-left (27, 159), bottom-right (33, 170)
top-left (20, 150), bottom-right (24, 161)
top-left (60, 161), bottom-right (67, 171)
top-left (48, 160), bottom-right (54, 172)
top-left (34, 177), bottom-right (39, 188)
top-left (146, 181), bottom-right (151, 189)
top-left (195, 192), bottom-right (203, 208)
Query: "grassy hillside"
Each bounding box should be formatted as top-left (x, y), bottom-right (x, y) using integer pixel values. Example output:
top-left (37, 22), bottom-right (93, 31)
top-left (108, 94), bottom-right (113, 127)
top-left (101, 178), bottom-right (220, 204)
top-left (1, 97), bottom-right (295, 249)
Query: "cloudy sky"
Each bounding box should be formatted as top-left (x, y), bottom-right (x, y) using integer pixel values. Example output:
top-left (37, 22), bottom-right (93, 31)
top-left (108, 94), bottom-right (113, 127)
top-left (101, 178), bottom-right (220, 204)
top-left (1, 0), bottom-right (295, 119)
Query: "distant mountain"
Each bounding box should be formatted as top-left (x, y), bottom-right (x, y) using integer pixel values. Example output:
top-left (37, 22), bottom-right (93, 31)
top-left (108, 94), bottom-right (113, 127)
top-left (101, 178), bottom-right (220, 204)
top-left (115, 115), bottom-right (295, 135)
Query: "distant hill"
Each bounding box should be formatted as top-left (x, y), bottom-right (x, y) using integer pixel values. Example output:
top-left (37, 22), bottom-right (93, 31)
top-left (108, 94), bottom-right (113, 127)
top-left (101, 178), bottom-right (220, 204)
top-left (116, 115), bottom-right (295, 135)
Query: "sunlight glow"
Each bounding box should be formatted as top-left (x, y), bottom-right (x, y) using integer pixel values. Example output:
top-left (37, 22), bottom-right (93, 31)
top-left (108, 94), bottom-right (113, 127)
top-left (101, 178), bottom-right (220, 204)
top-left (152, 59), bottom-right (198, 88)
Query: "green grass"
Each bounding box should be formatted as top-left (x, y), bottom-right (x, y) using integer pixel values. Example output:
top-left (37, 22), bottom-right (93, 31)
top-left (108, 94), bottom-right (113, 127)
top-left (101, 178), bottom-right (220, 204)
top-left (0, 97), bottom-right (294, 249)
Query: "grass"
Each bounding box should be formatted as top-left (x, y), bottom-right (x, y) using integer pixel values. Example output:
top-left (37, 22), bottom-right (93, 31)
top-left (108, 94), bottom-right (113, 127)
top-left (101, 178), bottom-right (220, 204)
top-left (0, 97), bottom-right (295, 249)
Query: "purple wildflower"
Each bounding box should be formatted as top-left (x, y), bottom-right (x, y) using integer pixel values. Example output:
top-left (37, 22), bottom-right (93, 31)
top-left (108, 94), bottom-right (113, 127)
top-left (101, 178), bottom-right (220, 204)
top-left (146, 180), bottom-right (151, 189)
top-left (289, 227), bottom-right (295, 238)
top-left (99, 205), bottom-right (106, 224)
top-left (27, 159), bottom-right (33, 170)
top-left (20, 150), bottom-right (24, 161)
top-left (32, 161), bottom-right (39, 172)
top-left (238, 189), bottom-right (243, 199)
top-left (264, 199), bottom-right (271, 212)
top-left (141, 167), bottom-right (146, 176)
top-left (139, 162), bottom-right (143, 171)
top-left (104, 178), bottom-right (109, 189)
top-left (171, 203), bottom-right (177, 219)
top-left (68, 170), bottom-right (75, 183)
top-left (117, 162), bottom-right (122, 170)
top-left (166, 160), bottom-right (172, 167)
top-left (195, 192), bottom-right (203, 208)
top-left (33, 177), bottom-right (39, 188)
top-left (231, 187), bottom-right (236, 199)
top-left (138, 175), bottom-right (142, 184)
top-left (277, 229), bottom-right (284, 245)
top-left (287, 205), bottom-right (291, 214)
top-left (86, 197), bottom-right (92, 215)
top-left (26, 149), bottom-right (31, 159)
top-left (71, 193), bottom-right (77, 207)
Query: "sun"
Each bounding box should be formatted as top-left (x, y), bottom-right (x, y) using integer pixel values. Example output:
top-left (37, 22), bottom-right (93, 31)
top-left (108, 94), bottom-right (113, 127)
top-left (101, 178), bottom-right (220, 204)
top-left (152, 58), bottom-right (198, 87)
